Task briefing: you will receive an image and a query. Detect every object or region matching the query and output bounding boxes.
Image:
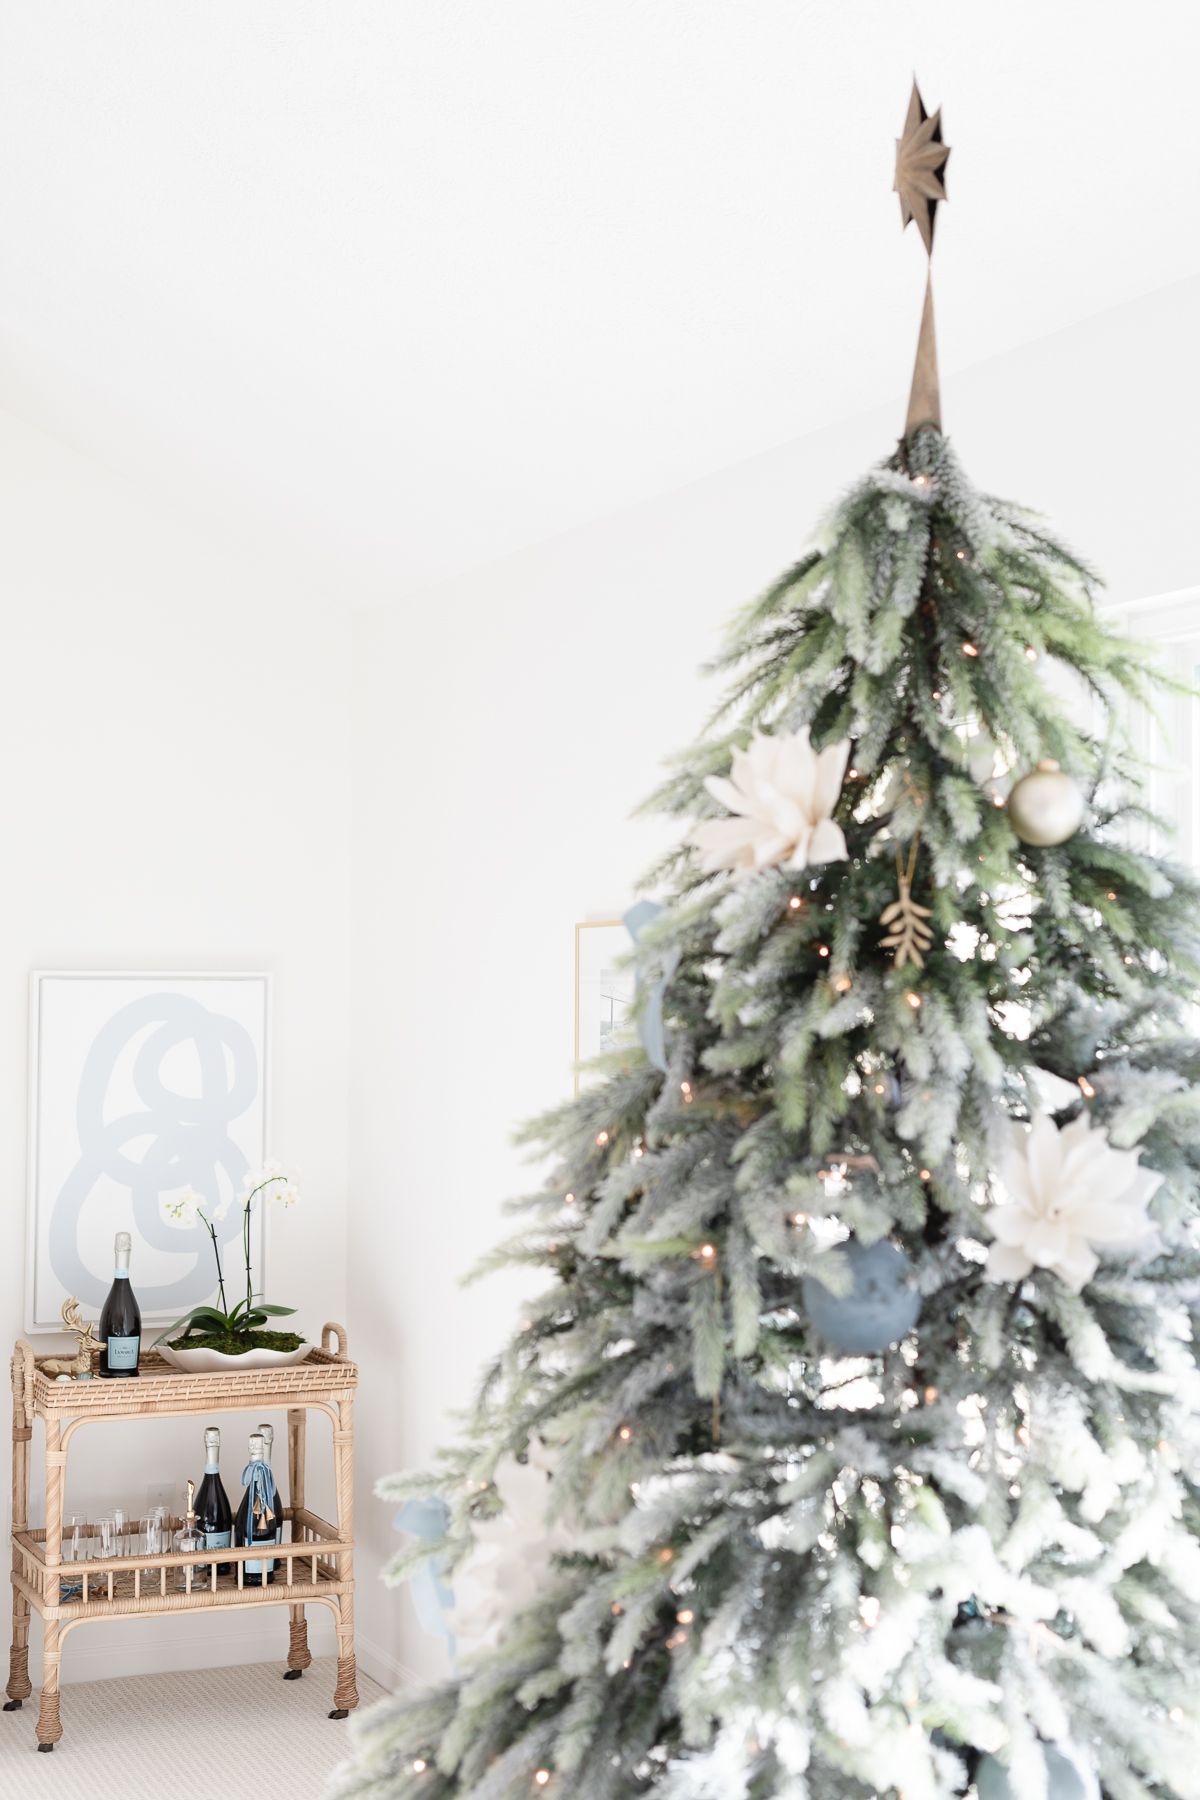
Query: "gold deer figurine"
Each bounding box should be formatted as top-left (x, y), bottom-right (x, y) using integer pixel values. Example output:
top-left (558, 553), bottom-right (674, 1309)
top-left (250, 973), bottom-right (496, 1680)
top-left (41, 1298), bottom-right (103, 1378)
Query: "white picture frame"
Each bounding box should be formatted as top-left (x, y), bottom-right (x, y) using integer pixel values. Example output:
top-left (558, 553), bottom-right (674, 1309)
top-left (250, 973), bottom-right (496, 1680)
top-left (26, 971), bottom-right (271, 1333)
top-left (573, 920), bottom-right (635, 1092)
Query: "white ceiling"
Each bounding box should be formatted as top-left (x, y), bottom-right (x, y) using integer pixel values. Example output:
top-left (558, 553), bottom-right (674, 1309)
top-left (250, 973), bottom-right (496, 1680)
top-left (1, 1), bottom-right (1198, 597)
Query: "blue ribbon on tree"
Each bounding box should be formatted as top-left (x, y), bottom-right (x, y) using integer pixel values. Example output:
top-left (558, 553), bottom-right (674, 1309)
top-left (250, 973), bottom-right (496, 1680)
top-left (624, 901), bottom-right (681, 1074)
top-left (240, 1458), bottom-right (278, 1575)
top-left (394, 1496), bottom-right (457, 1660)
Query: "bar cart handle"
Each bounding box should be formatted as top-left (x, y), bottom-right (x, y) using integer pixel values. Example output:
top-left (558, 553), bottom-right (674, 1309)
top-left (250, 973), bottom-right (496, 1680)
top-left (13, 1339), bottom-right (35, 1425)
top-left (321, 1322), bottom-right (350, 1360)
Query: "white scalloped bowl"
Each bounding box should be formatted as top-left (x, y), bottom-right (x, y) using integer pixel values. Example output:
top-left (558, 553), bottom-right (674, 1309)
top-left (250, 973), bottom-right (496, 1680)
top-left (155, 1341), bottom-right (310, 1375)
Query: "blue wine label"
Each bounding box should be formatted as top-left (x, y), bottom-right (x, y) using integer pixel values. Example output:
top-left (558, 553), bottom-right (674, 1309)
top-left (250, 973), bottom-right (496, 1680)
top-left (106, 1335), bottom-right (140, 1371)
top-left (204, 1530), bottom-right (232, 1550)
top-left (245, 1555), bottom-right (276, 1576)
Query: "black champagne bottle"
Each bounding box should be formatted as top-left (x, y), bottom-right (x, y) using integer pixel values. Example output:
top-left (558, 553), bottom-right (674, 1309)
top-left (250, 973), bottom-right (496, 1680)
top-left (195, 1427), bottom-right (234, 1575)
top-left (234, 1432), bottom-right (279, 1585)
top-left (98, 1231), bottom-right (141, 1377)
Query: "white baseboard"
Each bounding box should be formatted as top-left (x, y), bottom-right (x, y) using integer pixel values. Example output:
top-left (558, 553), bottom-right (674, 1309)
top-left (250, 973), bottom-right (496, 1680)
top-left (355, 1631), bottom-right (412, 1695)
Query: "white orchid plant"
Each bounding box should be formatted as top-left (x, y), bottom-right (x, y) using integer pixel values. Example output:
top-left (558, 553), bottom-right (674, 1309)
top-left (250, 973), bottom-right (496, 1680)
top-left (154, 1164), bottom-right (302, 1354)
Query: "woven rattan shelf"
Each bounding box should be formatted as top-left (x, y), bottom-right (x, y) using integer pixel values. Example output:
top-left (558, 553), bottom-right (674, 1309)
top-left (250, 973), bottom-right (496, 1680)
top-left (5, 1322), bottom-right (359, 1751)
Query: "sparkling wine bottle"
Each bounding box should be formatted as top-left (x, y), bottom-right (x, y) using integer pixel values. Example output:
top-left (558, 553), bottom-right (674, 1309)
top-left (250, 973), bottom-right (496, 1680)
top-left (258, 1422), bottom-right (284, 1550)
top-left (235, 1431), bottom-right (279, 1585)
top-left (195, 1427), bottom-right (234, 1575)
top-left (98, 1231), bottom-right (141, 1378)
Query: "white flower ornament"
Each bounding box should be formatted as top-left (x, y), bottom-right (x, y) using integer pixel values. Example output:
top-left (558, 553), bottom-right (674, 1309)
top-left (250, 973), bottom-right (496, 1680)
top-left (690, 727), bottom-right (852, 877)
top-left (984, 1111), bottom-right (1162, 1293)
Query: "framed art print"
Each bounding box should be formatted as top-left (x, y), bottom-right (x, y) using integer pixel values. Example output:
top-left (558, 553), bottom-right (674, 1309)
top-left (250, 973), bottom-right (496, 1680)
top-left (26, 972), bottom-right (270, 1332)
top-left (573, 920), bottom-right (635, 1092)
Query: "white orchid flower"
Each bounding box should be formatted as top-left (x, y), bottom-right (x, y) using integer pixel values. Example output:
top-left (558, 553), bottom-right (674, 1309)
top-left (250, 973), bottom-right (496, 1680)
top-left (984, 1111), bottom-right (1162, 1293)
top-left (241, 1164), bottom-right (299, 1209)
top-left (159, 1187), bottom-right (203, 1228)
top-left (690, 727), bottom-right (851, 878)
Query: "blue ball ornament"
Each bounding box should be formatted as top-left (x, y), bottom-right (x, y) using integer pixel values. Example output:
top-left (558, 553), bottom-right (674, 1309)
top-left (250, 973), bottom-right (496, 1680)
top-left (975, 1744), bottom-right (1098, 1800)
top-left (801, 1237), bottom-right (920, 1354)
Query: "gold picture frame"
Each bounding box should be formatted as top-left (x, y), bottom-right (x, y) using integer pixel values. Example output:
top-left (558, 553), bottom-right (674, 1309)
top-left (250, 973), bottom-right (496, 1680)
top-left (573, 919), bottom-right (634, 1093)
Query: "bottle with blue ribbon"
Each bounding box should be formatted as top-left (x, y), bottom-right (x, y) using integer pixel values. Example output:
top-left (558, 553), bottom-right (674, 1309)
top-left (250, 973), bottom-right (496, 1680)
top-left (235, 1431), bottom-right (279, 1585)
top-left (258, 1422), bottom-right (284, 1556)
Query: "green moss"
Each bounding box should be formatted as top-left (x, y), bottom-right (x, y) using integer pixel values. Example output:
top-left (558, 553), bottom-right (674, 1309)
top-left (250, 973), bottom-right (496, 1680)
top-left (168, 1329), bottom-right (304, 1355)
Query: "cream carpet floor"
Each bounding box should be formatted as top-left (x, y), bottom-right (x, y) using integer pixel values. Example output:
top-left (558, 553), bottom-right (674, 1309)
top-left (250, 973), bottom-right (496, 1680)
top-left (0, 1656), bottom-right (384, 1799)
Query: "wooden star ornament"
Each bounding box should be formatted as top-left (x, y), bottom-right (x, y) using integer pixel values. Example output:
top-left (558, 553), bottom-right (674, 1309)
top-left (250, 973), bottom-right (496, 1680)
top-left (895, 80), bottom-right (950, 256)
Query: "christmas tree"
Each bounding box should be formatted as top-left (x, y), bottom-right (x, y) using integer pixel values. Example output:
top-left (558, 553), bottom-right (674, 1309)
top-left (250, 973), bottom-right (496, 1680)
top-left (335, 86), bottom-right (1200, 1800)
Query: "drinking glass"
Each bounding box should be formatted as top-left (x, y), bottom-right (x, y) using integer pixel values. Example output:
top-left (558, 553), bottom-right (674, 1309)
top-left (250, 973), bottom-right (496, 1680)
top-left (96, 1515), bottom-right (116, 1561)
top-left (139, 1513), bottom-right (165, 1578)
top-left (112, 1506), bottom-right (128, 1558)
top-left (62, 1514), bottom-right (88, 1598)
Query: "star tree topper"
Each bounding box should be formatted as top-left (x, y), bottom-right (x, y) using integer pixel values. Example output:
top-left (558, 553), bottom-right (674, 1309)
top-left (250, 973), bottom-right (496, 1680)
top-left (894, 79), bottom-right (950, 255)
top-left (895, 79), bottom-right (950, 435)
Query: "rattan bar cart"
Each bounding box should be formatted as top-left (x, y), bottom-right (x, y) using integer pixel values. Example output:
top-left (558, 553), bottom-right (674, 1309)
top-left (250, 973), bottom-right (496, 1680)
top-left (5, 1322), bottom-right (359, 1751)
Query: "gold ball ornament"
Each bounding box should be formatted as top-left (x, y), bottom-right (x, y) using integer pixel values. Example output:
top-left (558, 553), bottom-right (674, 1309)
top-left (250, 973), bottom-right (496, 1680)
top-left (1007, 759), bottom-right (1085, 847)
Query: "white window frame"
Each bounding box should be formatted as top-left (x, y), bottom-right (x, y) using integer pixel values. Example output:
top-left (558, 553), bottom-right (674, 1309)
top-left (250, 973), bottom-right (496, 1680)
top-left (1099, 586), bottom-right (1200, 864)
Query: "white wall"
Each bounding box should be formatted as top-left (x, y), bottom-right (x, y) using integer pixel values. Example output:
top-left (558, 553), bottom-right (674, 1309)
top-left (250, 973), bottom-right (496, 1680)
top-left (347, 275), bottom-right (1200, 1685)
top-left (0, 274), bottom-right (1194, 1696)
top-left (0, 408), bottom-right (353, 1680)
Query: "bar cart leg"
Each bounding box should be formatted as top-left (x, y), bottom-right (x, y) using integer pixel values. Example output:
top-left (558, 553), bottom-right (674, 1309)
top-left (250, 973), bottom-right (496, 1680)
top-left (35, 1624), bottom-right (62, 1750)
top-left (4, 1584), bottom-right (31, 1707)
top-left (330, 1593), bottom-right (357, 1719)
top-left (329, 1397), bottom-right (358, 1719)
top-left (284, 1407), bottom-right (311, 1680)
top-left (35, 1415), bottom-right (67, 1746)
top-left (7, 1343), bottom-right (33, 1707)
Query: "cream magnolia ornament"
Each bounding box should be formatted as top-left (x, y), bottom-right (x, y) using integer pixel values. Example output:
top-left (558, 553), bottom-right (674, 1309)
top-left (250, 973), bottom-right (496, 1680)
top-left (690, 727), bottom-right (851, 877)
top-left (1007, 759), bottom-right (1085, 847)
top-left (984, 1111), bottom-right (1162, 1293)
